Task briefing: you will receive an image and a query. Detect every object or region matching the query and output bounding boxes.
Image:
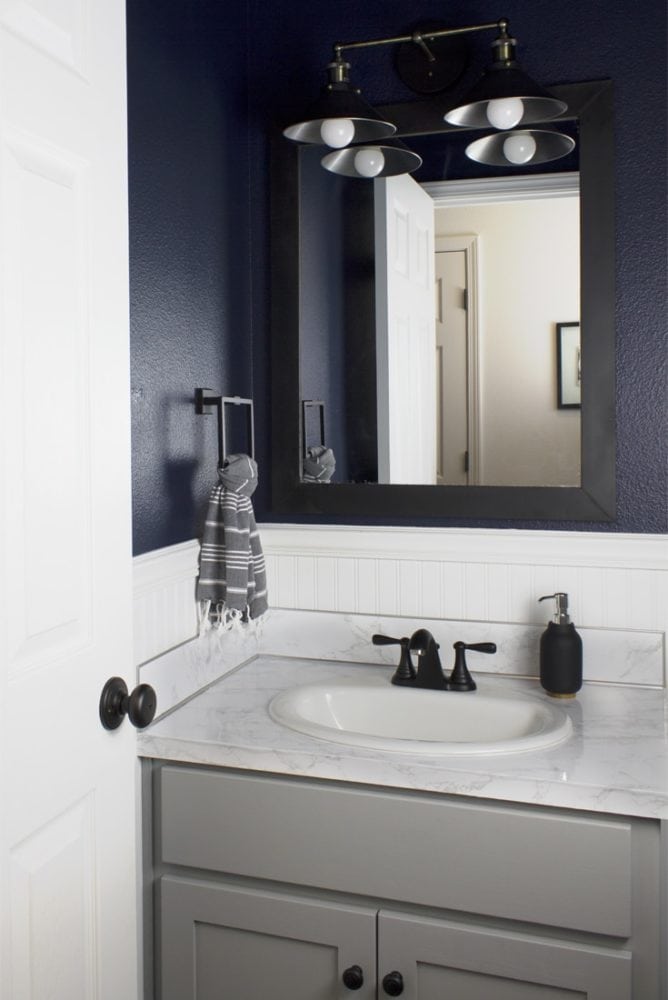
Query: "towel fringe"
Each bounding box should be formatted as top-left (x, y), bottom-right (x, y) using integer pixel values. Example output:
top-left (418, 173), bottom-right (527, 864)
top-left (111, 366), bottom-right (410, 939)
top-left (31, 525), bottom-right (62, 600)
top-left (197, 599), bottom-right (213, 634)
top-left (198, 600), bottom-right (258, 637)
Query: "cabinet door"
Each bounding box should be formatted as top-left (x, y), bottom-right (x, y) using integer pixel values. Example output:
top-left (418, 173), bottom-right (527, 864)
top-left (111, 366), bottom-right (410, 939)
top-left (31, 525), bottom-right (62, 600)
top-left (378, 911), bottom-right (632, 1000)
top-left (158, 875), bottom-right (377, 1000)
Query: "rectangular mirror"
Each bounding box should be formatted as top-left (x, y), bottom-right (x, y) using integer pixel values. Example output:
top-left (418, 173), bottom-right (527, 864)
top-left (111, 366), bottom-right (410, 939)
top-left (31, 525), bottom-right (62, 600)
top-left (271, 80), bottom-right (615, 521)
top-left (299, 163), bottom-right (581, 488)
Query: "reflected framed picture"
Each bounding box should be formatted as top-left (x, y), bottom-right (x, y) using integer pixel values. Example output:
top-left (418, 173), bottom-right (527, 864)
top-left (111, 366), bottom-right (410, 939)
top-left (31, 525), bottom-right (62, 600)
top-left (556, 322), bottom-right (581, 409)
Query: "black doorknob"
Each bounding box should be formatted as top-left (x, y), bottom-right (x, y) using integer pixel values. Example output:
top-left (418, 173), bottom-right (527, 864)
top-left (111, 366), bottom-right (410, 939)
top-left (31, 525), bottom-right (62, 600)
top-left (99, 677), bottom-right (157, 730)
top-left (342, 964), bottom-right (364, 990)
top-left (382, 971), bottom-right (404, 996)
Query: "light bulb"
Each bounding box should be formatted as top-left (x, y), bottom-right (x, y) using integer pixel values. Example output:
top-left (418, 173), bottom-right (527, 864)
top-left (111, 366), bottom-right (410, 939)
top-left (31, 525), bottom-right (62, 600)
top-left (353, 147), bottom-right (385, 178)
top-left (486, 97), bottom-right (524, 130)
top-left (320, 118), bottom-right (355, 148)
top-left (503, 132), bottom-right (537, 164)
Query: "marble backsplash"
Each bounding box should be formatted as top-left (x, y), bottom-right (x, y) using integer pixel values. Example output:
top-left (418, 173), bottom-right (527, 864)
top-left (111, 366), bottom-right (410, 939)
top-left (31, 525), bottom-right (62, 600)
top-left (260, 608), bottom-right (664, 688)
top-left (141, 606), bottom-right (663, 720)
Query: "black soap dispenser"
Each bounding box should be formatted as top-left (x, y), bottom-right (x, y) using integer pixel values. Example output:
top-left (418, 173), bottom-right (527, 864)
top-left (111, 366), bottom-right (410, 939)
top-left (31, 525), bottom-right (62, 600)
top-left (538, 593), bottom-right (582, 698)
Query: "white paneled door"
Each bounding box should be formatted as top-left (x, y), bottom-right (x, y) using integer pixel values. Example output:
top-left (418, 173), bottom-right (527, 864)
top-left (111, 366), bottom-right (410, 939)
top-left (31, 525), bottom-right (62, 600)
top-left (375, 174), bottom-right (436, 485)
top-left (0, 2), bottom-right (139, 999)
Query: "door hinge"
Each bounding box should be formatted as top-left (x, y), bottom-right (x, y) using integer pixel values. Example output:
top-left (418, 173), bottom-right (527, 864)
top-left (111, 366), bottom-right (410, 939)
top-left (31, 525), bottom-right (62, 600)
top-left (462, 287), bottom-right (468, 311)
top-left (464, 450), bottom-right (470, 472)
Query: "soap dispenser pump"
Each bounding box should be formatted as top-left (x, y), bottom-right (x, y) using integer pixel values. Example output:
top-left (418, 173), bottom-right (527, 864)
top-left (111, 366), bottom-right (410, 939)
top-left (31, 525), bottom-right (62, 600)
top-left (538, 593), bottom-right (582, 698)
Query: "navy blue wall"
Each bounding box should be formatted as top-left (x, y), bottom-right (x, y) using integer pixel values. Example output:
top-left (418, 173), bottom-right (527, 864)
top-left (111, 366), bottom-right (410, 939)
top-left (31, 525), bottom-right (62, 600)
top-left (299, 150), bottom-right (350, 481)
top-left (300, 150), bottom-right (378, 483)
top-left (128, 0), bottom-right (667, 552)
top-left (127, 0), bottom-right (252, 554)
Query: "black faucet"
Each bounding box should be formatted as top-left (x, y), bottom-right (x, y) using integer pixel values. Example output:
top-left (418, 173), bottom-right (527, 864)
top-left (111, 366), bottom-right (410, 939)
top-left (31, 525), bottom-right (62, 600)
top-left (373, 631), bottom-right (496, 691)
top-left (408, 628), bottom-right (448, 689)
top-left (372, 629), bottom-right (446, 689)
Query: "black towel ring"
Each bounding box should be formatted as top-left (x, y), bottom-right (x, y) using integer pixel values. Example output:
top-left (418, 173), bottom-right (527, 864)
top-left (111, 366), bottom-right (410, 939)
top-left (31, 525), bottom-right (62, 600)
top-left (195, 389), bottom-right (255, 468)
top-left (301, 399), bottom-right (325, 459)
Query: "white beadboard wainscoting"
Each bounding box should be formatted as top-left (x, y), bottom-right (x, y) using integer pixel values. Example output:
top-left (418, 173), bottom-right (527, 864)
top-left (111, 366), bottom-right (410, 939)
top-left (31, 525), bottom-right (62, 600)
top-left (134, 526), bottom-right (668, 715)
top-left (133, 539), bottom-right (201, 666)
top-left (262, 526), bottom-right (667, 630)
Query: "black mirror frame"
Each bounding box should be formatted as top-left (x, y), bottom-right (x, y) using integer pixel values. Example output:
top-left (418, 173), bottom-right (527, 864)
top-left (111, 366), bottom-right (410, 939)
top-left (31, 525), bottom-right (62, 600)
top-left (270, 80), bottom-right (615, 521)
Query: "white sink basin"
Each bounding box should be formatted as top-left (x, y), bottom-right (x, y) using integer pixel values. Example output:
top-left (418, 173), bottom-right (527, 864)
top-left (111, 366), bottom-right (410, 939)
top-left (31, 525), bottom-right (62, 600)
top-left (269, 679), bottom-right (572, 756)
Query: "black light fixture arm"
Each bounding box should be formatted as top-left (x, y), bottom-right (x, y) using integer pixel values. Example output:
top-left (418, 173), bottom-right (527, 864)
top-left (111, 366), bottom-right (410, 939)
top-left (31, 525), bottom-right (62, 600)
top-left (332, 19), bottom-right (506, 65)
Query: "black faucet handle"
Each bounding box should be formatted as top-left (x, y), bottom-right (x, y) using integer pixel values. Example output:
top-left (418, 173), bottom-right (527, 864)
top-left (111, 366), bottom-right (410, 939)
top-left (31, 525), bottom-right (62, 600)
top-left (372, 633), bottom-right (405, 646)
top-left (448, 641), bottom-right (497, 691)
top-left (372, 634), bottom-right (417, 685)
top-left (464, 642), bottom-right (497, 655)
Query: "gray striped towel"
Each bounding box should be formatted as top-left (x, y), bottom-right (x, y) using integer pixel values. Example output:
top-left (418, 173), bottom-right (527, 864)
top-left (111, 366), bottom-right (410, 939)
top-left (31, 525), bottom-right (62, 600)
top-left (303, 445), bottom-right (336, 482)
top-left (197, 454), bottom-right (268, 627)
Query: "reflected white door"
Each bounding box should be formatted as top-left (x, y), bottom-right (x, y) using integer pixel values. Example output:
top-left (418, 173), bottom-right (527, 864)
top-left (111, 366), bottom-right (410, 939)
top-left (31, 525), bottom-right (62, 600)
top-left (435, 250), bottom-right (469, 485)
top-left (375, 175), bottom-right (436, 484)
top-left (0, 2), bottom-right (138, 998)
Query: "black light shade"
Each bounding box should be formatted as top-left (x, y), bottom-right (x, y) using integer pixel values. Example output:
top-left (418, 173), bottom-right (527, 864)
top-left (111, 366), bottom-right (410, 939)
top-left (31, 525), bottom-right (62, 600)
top-left (321, 140), bottom-right (422, 178)
top-left (283, 81), bottom-right (396, 145)
top-left (465, 129), bottom-right (575, 167)
top-left (444, 64), bottom-right (567, 129)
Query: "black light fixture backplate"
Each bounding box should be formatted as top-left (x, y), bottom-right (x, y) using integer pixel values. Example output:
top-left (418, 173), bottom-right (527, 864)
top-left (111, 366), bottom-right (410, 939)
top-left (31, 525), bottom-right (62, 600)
top-left (394, 22), bottom-right (471, 95)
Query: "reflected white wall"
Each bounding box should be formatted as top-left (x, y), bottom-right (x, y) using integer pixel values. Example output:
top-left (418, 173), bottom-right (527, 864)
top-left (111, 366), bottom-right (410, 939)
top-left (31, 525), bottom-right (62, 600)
top-left (436, 196), bottom-right (580, 487)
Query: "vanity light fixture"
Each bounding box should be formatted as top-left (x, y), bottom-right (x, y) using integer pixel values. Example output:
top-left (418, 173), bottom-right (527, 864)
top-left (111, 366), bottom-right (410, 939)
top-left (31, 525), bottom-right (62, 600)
top-left (466, 129), bottom-right (575, 167)
top-left (283, 51), bottom-right (421, 177)
top-left (283, 18), bottom-right (572, 175)
top-left (443, 20), bottom-right (567, 130)
top-left (321, 138), bottom-right (423, 178)
top-left (282, 54), bottom-right (396, 147)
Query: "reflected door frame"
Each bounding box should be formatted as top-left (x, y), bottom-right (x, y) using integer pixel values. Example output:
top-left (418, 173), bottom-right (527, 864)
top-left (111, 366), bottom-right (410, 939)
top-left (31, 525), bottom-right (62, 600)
top-left (434, 234), bottom-right (481, 485)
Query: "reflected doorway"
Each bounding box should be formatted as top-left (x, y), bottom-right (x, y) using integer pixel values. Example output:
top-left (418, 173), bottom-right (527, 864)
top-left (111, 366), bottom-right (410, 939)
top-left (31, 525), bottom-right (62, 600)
top-left (435, 237), bottom-right (480, 485)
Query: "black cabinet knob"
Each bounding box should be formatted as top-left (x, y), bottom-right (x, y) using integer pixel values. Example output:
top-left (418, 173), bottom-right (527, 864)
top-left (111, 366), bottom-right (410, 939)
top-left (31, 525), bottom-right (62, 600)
top-left (382, 971), bottom-right (404, 996)
top-left (99, 677), bottom-right (157, 730)
top-left (342, 964), bottom-right (364, 990)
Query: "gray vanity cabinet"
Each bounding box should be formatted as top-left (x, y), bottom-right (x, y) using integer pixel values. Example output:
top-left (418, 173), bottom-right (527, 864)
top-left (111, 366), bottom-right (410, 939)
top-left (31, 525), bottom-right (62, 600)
top-left (149, 764), bottom-right (659, 999)
top-left (378, 911), bottom-right (630, 999)
top-left (158, 878), bottom-right (631, 1000)
top-left (158, 876), bottom-right (377, 1000)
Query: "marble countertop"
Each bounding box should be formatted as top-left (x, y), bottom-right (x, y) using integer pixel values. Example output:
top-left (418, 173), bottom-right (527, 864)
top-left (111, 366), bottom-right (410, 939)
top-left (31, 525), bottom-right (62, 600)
top-left (137, 655), bottom-right (668, 819)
